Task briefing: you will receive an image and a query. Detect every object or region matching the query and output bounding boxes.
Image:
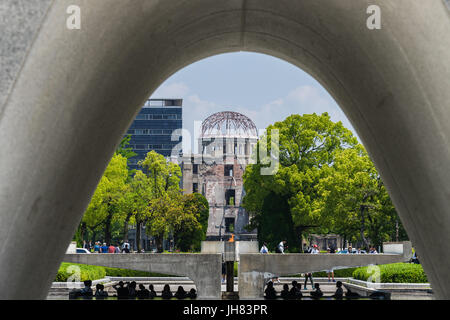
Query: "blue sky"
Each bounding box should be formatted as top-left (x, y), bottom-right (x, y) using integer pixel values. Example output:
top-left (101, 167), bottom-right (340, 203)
top-left (151, 52), bottom-right (356, 153)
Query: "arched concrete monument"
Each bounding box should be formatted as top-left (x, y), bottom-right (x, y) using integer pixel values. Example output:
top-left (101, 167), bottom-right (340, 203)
top-left (0, 0), bottom-right (449, 299)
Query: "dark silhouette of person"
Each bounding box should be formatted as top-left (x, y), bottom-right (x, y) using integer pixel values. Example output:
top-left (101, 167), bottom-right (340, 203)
top-left (187, 288), bottom-right (197, 299)
top-left (94, 283), bottom-right (108, 299)
top-left (80, 280), bottom-right (93, 299)
top-left (295, 283), bottom-right (303, 299)
top-left (332, 281), bottom-right (344, 300)
top-left (280, 284), bottom-right (290, 300)
top-left (310, 283), bottom-right (323, 299)
top-left (289, 280), bottom-right (301, 299)
top-left (345, 287), bottom-right (361, 299)
top-left (69, 280), bottom-right (93, 299)
top-left (175, 286), bottom-right (187, 299)
top-left (369, 291), bottom-right (389, 300)
top-left (149, 284), bottom-right (157, 299)
top-left (113, 281), bottom-right (129, 299)
top-left (264, 281), bottom-right (277, 300)
top-left (128, 281), bottom-right (137, 299)
top-left (161, 284), bottom-right (173, 299)
top-left (137, 284), bottom-right (150, 299)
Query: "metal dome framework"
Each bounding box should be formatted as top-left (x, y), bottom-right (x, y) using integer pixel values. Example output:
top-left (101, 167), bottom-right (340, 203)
top-left (201, 111), bottom-right (258, 138)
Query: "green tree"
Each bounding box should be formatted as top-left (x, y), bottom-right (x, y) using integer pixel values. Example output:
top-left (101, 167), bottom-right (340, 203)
top-left (243, 113), bottom-right (358, 250)
top-left (316, 147), bottom-right (408, 249)
top-left (82, 154), bottom-right (129, 244)
top-left (115, 134), bottom-right (137, 160)
top-left (174, 193), bottom-right (209, 252)
top-left (137, 151), bottom-right (183, 252)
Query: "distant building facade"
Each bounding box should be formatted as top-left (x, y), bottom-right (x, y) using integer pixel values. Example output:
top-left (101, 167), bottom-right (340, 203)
top-left (125, 98), bottom-right (182, 170)
top-left (181, 111), bottom-right (258, 241)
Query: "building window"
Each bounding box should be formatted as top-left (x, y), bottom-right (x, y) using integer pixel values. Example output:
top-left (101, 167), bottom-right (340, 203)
top-left (193, 183), bottom-right (198, 193)
top-left (193, 164), bottom-right (198, 174)
top-left (225, 189), bottom-right (235, 206)
top-left (225, 218), bottom-right (235, 233)
top-left (224, 165), bottom-right (233, 177)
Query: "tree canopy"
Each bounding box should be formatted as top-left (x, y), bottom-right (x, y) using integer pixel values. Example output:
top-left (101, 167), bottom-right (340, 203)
top-left (243, 113), bottom-right (407, 251)
top-left (76, 143), bottom-right (209, 252)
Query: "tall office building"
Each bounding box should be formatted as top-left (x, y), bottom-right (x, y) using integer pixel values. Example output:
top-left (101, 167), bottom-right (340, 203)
top-left (125, 99), bottom-right (182, 170)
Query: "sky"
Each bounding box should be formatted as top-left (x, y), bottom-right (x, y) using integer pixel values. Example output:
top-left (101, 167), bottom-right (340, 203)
top-left (150, 52), bottom-right (357, 154)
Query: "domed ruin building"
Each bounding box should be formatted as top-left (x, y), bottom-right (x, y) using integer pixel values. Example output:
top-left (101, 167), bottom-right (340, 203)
top-left (181, 111), bottom-right (258, 240)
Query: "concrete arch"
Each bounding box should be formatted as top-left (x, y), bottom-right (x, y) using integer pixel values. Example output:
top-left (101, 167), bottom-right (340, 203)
top-left (0, 0), bottom-right (449, 299)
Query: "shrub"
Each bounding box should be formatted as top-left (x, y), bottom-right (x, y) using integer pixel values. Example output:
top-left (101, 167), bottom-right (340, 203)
top-left (103, 267), bottom-right (174, 277)
top-left (55, 263), bottom-right (176, 282)
top-left (352, 263), bottom-right (428, 283)
top-left (55, 263), bottom-right (106, 282)
top-left (313, 267), bottom-right (357, 278)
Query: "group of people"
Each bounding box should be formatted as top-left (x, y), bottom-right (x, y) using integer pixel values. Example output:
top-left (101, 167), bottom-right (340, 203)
top-left (262, 241), bottom-right (382, 285)
top-left (113, 282), bottom-right (196, 299)
top-left (69, 280), bottom-right (109, 299)
top-left (265, 280), bottom-right (344, 300)
top-left (70, 280), bottom-right (197, 299)
top-left (83, 240), bottom-right (131, 253)
top-left (261, 241), bottom-right (332, 287)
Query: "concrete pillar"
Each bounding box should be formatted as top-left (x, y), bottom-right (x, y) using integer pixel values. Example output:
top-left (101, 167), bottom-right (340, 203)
top-left (239, 243), bottom-right (412, 299)
top-left (1, 0), bottom-right (450, 299)
top-left (64, 253), bottom-right (222, 299)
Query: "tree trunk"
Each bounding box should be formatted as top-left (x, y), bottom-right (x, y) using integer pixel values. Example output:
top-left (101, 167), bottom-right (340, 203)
top-left (79, 222), bottom-right (86, 242)
top-left (360, 206), bottom-right (369, 250)
top-left (104, 213), bottom-right (112, 245)
top-left (123, 212), bottom-right (132, 243)
top-left (395, 218), bottom-right (399, 242)
top-left (136, 221), bottom-right (142, 252)
top-left (156, 235), bottom-right (164, 252)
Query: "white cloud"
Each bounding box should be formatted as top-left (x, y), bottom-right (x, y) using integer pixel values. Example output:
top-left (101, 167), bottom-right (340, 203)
top-left (151, 83), bottom-right (357, 154)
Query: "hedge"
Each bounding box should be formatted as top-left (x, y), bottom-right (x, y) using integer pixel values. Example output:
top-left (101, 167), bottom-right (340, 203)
top-left (103, 267), bottom-right (174, 277)
top-left (352, 263), bottom-right (428, 283)
top-left (312, 267), bottom-right (357, 278)
top-left (55, 263), bottom-right (174, 282)
top-left (55, 263), bottom-right (106, 282)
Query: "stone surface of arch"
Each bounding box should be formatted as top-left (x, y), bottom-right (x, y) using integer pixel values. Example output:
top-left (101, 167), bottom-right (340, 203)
top-left (0, 0), bottom-right (449, 299)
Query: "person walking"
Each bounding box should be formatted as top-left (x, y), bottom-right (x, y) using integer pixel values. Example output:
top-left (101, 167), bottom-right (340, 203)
top-left (260, 242), bottom-right (269, 254)
top-left (221, 253), bottom-right (226, 284)
top-left (304, 244), bottom-right (318, 289)
top-left (122, 240), bottom-right (130, 253)
top-left (108, 243), bottom-right (115, 253)
top-left (275, 240), bottom-right (287, 254)
top-left (93, 241), bottom-right (100, 253)
top-left (327, 247), bottom-right (336, 282)
top-left (101, 242), bottom-right (108, 253)
top-left (274, 241), bottom-right (286, 283)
